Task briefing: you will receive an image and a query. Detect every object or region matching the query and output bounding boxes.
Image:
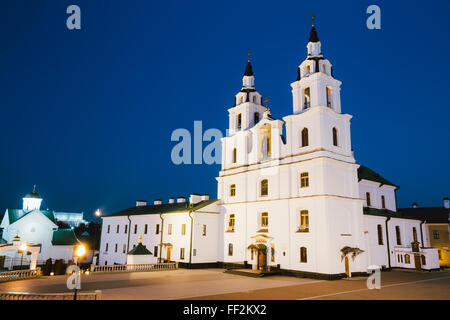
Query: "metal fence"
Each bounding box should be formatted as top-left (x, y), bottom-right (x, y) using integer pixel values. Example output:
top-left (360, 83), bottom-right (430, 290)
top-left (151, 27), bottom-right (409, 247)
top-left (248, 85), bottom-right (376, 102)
top-left (0, 290), bottom-right (101, 300)
top-left (0, 268), bottom-right (41, 282)
top-left (91, 262), bottom-right (178, 273)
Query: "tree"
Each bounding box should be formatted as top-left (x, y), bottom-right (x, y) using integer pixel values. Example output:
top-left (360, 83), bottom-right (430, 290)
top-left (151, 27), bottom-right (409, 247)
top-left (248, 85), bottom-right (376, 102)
top-left (42, 258), bottom-right (53, 276)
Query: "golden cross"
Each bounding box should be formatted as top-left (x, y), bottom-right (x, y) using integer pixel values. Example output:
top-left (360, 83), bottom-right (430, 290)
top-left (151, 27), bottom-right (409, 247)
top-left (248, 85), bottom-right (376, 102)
top-left (247, 51), bottom-right (251, 61)
top-left (311, 14), bottom-right (316, 27)
top-left (264, 98), bottom-right (269, 110)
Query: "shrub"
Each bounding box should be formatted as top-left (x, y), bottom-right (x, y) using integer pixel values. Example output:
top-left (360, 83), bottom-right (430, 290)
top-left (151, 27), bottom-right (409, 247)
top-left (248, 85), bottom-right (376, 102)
top-left (42, 258), bottom-right (53, 276)
top-left (54, 259), bottom-right (65, 275)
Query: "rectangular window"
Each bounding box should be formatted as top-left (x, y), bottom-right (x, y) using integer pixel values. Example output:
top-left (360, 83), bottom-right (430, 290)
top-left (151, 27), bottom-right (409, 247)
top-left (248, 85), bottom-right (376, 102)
top-left (433, 230), bottom-right (440, 239)
top-left (261, 212), bottom-right (269, 228)
top-left (228, 243), bottom-right (233, 256)
top-left (193, 249), bottom-right (197, 256)
top-left (299, 210), bottom-right (309, 232)
top-left (180, 248), bottom-right (185, 260)
top-left (202, 224), bottom-right (207, 236)
top-left (300, 247), bottom-right (307, 263)
top-left (366, 192), bottom-right (371, 207)
top-left (229, 214), bottom-right (235, 231)
top-left (230, 184), bottom-right (236, 197)
top-left (123, 244), bottom-right (126, 253)
top-left (377, 224), bottom-right (384, 245)
top-left (107, 225), bottom-right (110, 234)
top-left (156, 224), bottom-right (160, 235)
top-left (144, 224), bottom-right (148, 234)
top-left (124, 225), bottom-right (128, 234)
top-left (168, 224), bottom-right (172, 235)
top-left (381, 195), bottom-right (386, 209)
top-left (116, 225), bottom-right (120, 233)
top-left (105, 243), bottom-right (108, 252)
top-left (134, 224), bottom-right (137, 234)
top-left (395, 226), bottom-right (402, 245)
top-left (114, 243), bottom-right (118, 253)
top-left (300, 172), bottom-right (309, 188)
top-left (181, 224), bottom-right (186, 235)
top-left (237, 113), bottom-right (242, 129)
top-left (154, 246), bottom-right (158, 257)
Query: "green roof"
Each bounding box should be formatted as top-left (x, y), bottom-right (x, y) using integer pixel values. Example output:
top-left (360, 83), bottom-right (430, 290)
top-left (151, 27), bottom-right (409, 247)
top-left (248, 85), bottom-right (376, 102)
top-left (128, 243), bottom-right (152, 255)
top-left (358, 165), bottom-right (398, 188)
top-left (105, 199), bottom-right (219, 218)
top-left (52, 229), bottom-right (80, 246)
top-left (0, 238), bottom-right (7, 244)
top-left (7, 209), bottom-right (57, 225)
top-left (363, 207), bottom-right (419, 220)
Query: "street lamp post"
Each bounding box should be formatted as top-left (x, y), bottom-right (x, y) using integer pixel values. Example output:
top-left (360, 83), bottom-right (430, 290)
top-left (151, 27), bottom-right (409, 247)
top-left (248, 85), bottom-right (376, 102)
top-left (73, 244), bottom-right (86, 300)
top-left (94, 209), bottom-right (102, 265)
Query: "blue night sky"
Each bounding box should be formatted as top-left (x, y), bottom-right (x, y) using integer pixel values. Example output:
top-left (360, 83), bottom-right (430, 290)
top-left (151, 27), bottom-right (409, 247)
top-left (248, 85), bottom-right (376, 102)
top-left (0, 0), bottom-right (449, 221)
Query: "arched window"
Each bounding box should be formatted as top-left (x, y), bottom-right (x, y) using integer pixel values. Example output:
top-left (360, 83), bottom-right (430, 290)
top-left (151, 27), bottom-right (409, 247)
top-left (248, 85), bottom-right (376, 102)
top-left (228, 243), bottom-right (233, 256)
top-left (254, 112), bottom-right (260, 124)
top-left (271, 246), bottom-right (275, 262)
top-left (300, 172), bottom-right (309, 188)
top-left (301, 128), bottom-right (309, 147)
top-left (306, 65), bottom-right (311, 74)
top-left (332, 127), bottom-right (338, 146)
top-left (413, 227), bottom-right (418, 242)
top-left (405, 254), bottom-right (410, 264)
top-left (377, 224), bottom-right (383, 245)
top-left (300, 247), bottom-right (307, 263)
top-left (421, 255), bottom-right (426, 265)
top-left (326, 87), bottom-right (332, 108)
top-left (237, 114), bottom-right (242, 129)
top-left (381, 195), bottom-right (386, 209)
top-left (232, 148), bottom-right (237, 163)
top-left (252, 95), bottom-right (257, 103)
top-left (239, 96), bottom-right (243, 104)
top-left (395, 226), bottom-right (402, 245)
top-left (322, 63), bottom-right (327, 74)
top-left (260, 179), bottom-right (268, 196)
top-left (299, 210), bottom-right (309, 232)
top-left (261, 212), bottom-right (269, 228)
top-left (230, 184), bottom-right (236, 197)
top-left (304, 87), bottom-right (311, 109)
top-left (366, 192), bottom-right (371, 207)
top-left (259, 124), bottom-right (271, 159)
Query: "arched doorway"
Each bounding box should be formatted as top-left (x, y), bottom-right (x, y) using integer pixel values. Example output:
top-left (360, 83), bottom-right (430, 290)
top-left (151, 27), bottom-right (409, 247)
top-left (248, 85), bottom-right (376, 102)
top-left (257, 248), bottom-right (267, 271)
top-left (344, 256), bottom-right (350, 277)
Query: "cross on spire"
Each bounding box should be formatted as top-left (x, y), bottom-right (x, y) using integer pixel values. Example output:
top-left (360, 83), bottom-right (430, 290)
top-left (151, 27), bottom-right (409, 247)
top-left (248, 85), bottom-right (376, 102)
top-left (311, 14), bottom-right (316, 27)
top-left (247, 51), bottom-right (251, 62)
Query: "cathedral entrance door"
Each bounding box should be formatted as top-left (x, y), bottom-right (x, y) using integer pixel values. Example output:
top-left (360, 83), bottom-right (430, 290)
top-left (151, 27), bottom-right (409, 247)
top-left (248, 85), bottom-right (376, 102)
top-left (414, 254), bottom-right (421, 270)
top-left (257, 249), bottom-right (267, 271)
top-left (167, 247), bottom-right (171, 262)
top-left (344, 256), bottom-right (350, 277)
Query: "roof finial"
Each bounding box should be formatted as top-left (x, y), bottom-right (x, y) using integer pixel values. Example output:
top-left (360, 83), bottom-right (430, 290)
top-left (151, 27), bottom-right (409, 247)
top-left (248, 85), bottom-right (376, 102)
top-left (264, 98), bottom-right (270, 111)
top-left (138, 235), bottom-right (142, 243)
top-left (311, 14), bottom-right (316, 27)
top-left (247, 51), bottom-right (251, 62)
top-left (33, 184), bottom-right (36, 192)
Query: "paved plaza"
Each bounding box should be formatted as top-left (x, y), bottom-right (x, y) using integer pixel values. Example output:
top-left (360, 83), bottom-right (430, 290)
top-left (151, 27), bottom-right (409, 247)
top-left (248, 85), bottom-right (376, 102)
top-left (0, 268), bottom-right (449, 300)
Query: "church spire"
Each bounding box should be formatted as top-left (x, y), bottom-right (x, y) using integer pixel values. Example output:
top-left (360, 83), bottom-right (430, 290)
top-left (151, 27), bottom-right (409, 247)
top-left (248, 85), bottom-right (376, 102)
top-left (244, 52), bottom-right (254, 76)
top-left (309, 14), bottom-right (320, 43)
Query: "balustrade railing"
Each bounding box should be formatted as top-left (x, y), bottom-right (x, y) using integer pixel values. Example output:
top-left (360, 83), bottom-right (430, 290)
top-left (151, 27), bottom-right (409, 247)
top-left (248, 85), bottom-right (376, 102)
top-left (90, 262), bottom-right (177, 273)
top-left (0, 268), bottom-right (40, 282)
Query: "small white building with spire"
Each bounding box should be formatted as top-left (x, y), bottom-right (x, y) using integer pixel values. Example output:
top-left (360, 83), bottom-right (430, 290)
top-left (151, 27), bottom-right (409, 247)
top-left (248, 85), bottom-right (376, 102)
top-left (0, 186), bottom-right (83, 269)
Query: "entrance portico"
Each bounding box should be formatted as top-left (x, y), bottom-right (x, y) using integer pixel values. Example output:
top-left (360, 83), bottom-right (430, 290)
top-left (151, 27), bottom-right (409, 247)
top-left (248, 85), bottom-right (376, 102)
top-left (0, 236), bottom-right (41, 270)
top-left (248, 234), bottom-right (273, 272)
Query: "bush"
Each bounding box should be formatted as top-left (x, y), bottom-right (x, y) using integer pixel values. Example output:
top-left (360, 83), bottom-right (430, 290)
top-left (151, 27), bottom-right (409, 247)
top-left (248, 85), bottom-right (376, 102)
top-left (54, 259), bottom-right (65, 275)
top-left (42, 258), bottom-right (53, 276)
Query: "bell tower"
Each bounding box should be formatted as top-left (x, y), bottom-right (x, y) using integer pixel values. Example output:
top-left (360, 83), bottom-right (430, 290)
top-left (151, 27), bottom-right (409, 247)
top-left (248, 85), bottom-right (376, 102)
top-left (291, 18), bottom-right (342, 114)
top-left (227, 53), bottom-right (267, 135)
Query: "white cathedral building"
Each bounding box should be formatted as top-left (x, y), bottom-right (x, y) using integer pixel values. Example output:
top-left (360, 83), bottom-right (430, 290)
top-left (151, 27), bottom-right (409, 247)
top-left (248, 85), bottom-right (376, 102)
top-left (99, 25), bottom-right (440, 278)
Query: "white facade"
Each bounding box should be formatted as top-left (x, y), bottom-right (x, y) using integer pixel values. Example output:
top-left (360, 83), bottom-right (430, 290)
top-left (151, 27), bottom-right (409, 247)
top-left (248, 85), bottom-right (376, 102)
top-left (98, 25), bottom-right (440, 277)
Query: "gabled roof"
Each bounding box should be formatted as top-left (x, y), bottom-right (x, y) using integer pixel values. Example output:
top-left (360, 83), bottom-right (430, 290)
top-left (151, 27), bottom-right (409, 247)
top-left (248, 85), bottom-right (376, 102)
top-left (363, 207), bottom-right (420, 221)
top-left (52, 229), bottom-right (80, 246)
top-left (358, 165), bottom-right (398, 188)
top-left (105, 199), bottom-right (218, 218)
top-left (128, 243), bottom-right (152, 255)
top-left (7, 209), bottom-right (57, 225)
top-left (397, 207), bottom-right (449, 224)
